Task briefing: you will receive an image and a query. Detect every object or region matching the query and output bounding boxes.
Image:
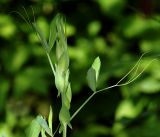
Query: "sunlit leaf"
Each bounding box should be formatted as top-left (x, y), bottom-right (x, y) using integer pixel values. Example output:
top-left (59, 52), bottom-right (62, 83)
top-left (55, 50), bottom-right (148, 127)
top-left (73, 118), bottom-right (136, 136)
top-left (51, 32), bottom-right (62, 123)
top-left (139, 78), bottom-right (160, 93)
top-left (59, 106), bottom-right (72, 133)
top-left (55, 65), bottom-right (65, 95)
top-left (57, 51), bottom-right (69, 72)
top-left (87, 67), bottom-right (96, 92)
top-left (66, 83), bottom-right (72, 103)
top-left (0, 14), bottom-right (16, 39)
top-left (92, 57), bottom-right (101, 81)
top-left (62, 93), bottom-right (70, 110)
top-left (115, 99), bottom-right (143, 120)
top-left (66, 23), bottom-right (76, 37)
top-left (36, 115), bottom-right (52, 136)
top-left (56, 40), bottom-right (63, 60)
top-left (56, 15), bottom-right (66, 41)
top-left (88, 21), bottom-right (101, 36)
top-left (48, 106), bottom-right (53, 133)
top-left (48, 15), bottom-right (58, 51)
top-left (41, 129), bottom-right (47, 137)
top-left (32, 23), bottom-right (49, 53)
top-left (96, 0), bottom-right (126, 16)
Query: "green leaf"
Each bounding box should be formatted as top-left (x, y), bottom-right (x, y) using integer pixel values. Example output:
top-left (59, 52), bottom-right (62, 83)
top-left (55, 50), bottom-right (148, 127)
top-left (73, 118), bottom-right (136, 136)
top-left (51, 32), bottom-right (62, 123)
top-left (56, 15), bottom-right (68, 51)
top-left (41, 129), bottom-right (47, 137)
top-left (59, 106), bottom-right (72, 133)
top-left (26, 119), bottom-right (41, 137)
top-left (48, 15), bottom-right (59, 51)
top-left (62, 93), bottom-right (70, 110)
top-left (56, 15), bottom-right (66, 41)
top-left (55, 65), bottom-right (65, 95)
top-left (86, 67), bottom-right (96, 92)
top-left (66, 83), bottom-right (72, 103)
top-left (32, 23), bottom-right (49, 53)
top-left (138, 78), bottom-right (160, 93)
top-left (57, 51), bottom-right (69, 72)
top-left (48, 106), bottom-right (53, 133)
top-left (92, 57), bottom-right (101, 81)
top-left (64, 69), bottom-right (70, 90)
top-left (56, 40), bottom-right (63, 60)
top-left (36, 115), bottom-right (52, 136)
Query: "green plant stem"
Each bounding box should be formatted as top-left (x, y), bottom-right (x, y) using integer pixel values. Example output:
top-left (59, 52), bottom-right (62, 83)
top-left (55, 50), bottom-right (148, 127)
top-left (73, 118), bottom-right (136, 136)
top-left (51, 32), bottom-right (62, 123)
top-left (70, 84), bottom-right (118, 121)
top-left (70, 54), bottom-right (157, 120)
top-left (47, 53), bottom-right (55, 76)
top-left (53, 53), bottom-right (157, 136)
top-left (53, 84), bottom-right (120, 136)
top-left (53, 124), bottom-right (60, 136)
top-left (54, 85), bottom-right (118, 135)
top-left (63, 125), bottom-right (67, 137)
top-left (70, 92), bottom-right (96, 120)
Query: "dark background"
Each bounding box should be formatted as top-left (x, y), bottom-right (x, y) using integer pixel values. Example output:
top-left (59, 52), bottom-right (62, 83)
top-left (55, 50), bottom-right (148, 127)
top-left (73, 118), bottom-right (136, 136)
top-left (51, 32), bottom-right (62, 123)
top-left (0, 0), bottom-right (160, 137)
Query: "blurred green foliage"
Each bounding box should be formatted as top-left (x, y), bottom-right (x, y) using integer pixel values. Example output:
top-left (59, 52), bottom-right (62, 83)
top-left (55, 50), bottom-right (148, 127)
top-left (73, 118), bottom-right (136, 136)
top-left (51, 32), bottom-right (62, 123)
top-left (0, 0), bottom-right (160, 137)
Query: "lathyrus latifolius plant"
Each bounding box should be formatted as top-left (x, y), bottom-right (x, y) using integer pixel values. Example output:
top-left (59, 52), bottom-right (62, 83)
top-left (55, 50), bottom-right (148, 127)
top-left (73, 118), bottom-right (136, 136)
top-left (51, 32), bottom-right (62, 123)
top-left (26, 14), bottom-right (72, 137)
top-left (25, 13), bottom-right (158, 137)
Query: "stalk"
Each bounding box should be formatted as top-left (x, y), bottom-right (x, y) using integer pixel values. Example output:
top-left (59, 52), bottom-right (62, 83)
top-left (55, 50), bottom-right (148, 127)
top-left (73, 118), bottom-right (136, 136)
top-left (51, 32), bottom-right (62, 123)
top-left (47, 53), bottom-right (55, 76)
top-left (63, 125), bottom-right (67, 137)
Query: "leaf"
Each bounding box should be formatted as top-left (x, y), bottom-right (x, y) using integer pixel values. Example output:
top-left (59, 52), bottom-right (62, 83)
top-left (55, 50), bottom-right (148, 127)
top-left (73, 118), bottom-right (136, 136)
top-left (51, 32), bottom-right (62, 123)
top-left (86, 57), bottom-right (101, 92)
top-left (56, 15), bottom-right (67, 51)
top-left (56, 40), bottom-right (63, 60)
top-left (66, 83), bottom-right (72, 103)
top-left (26, 119), bottom-right (41, 137)
top-left (41, 129), bottom-right (47, 137)
top-left (55, 65), bottom-right (65, 95)
top-left (62, 93), bottom-right (70, 110)
top-left (59, 106), bottom-right (72, 133)
top-left (62, 83), bottom-right (72, 109)
top-left (57, 51), bottom-right (69, 72)
top-left (92, 57), bottom-right (101, 81)
top-left (56, 15), bottom-right (66, 40)
top-left (64, 69), bottom-right (70, 90)
top-left (86, 67), bottom-right (96, 92)
top-left (138, 78), bottom-right (160, 93)
top-left (36, 115), bottom-right (52, 136)
top-left (48, 106), bottom-right (53, 133)
top-left (48, 15), bottom-right (59, 51)
top-left (32, 23), bottom-right (49, 53)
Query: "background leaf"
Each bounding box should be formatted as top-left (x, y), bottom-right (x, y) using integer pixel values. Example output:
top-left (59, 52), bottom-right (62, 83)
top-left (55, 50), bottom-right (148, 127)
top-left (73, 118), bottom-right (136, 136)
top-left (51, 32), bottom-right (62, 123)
top-left (1, 1), bottom-right (160, 137)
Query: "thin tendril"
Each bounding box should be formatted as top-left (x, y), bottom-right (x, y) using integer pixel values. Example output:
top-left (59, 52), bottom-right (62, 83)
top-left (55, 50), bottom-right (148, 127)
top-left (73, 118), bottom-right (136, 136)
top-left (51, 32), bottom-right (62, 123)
top-left (116, 52), bottom-right (148, 85)
top-left (118, 59), bottom-right (158, 86)
top-left (22, 6), bottom-right (32, 26)
top-left (53, 124), bottom-right (60, 137)
top-left (9, 11), bottom-right (31, 27)
top-left (30, 6), bottom-right (36, 23)
top-left (69, 53), bottom-right (159, 123)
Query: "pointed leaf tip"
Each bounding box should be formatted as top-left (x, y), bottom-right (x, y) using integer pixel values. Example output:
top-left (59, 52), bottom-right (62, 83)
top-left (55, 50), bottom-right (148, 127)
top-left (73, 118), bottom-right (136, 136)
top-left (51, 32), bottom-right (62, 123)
top-left (87, 57), bottom-right (101, 92)
top-left (48, 106), bottom-right (53, 133)
top-left (36, 115), bottom-right (52, 137)
top-left (32, 23), bottom-right (49, 53)
top-left (92, 56), bottom-right (101, 81)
